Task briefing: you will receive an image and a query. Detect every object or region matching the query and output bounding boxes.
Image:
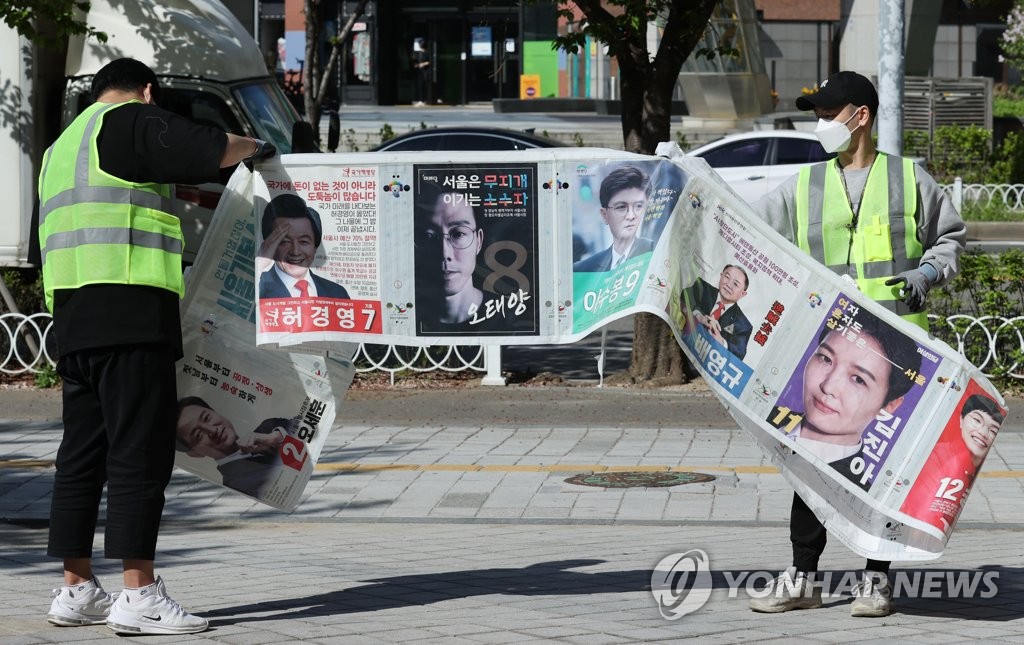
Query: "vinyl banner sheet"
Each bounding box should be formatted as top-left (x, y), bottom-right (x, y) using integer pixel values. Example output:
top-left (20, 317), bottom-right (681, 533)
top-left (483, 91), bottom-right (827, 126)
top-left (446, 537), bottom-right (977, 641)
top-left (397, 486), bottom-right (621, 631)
top-left (190, 149), bottom-right (1003, 555)
top-left (175, 168), bottom-right (354, 511)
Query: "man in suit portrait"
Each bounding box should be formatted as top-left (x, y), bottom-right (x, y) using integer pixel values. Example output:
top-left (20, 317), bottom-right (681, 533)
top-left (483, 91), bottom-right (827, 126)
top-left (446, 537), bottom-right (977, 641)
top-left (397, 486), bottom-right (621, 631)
top-left (258, 194), bottom-right (350, 299)
top-left (174, 396), bottom-right (298, 498)
top-left (682, 264), bottom-right (753, 359)
top-left (573, 165), bottom-right (654, 272)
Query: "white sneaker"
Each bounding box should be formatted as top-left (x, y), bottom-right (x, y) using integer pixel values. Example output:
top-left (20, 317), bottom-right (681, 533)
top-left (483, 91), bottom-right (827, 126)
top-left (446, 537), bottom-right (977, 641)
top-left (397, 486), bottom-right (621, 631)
top-left (47, 576), bottom-right (116, 626)
top-left (106, 577), bottom-right (208, 635)
top-left (749, 566), bottom-right (823, 613)
top-left (851, 571), bottom-right (894, 617)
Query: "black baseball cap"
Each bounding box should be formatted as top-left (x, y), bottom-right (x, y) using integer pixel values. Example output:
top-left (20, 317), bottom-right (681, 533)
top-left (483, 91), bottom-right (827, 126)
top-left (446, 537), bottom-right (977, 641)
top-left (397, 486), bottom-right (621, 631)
top-left (795, 71), bottom-right (878, 116)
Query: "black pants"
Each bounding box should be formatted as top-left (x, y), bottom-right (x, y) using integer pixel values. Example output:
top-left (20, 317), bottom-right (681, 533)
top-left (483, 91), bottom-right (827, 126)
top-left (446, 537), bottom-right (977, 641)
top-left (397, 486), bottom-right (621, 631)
top-left (48, 344), bottom-right (177, 560)
top-left (791, 492), bottom-right (889, 574)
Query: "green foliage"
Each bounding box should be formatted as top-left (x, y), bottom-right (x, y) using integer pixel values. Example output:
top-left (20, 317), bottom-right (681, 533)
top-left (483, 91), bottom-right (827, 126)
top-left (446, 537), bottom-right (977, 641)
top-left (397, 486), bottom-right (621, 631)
top-left (929, 250), bottom-right (1024, 384)
top-left (988, 131), bottom-right (1024, 184)
top-left (904, 124), bottom-right (1024, 184)
top-left (572, 132), bottom-right (585, 147)
top-left (927, 125), bottom-right (993, 183)
top-left (378, 122), bottom-right (395, 143)
top-left (1000, 2), bottom-right (1024, 71)
top-left (674, 130), bottom-right (691, 152)
top-left (0, 269), bottom-right (45, 314)
top-left (903, 129), bottom-right (930, 160)
top-left (959, 200), bottom-right (1024, 222)
top-left (993, 94), bottom-right (1024, 118)
top-left (0, 0), bottom-right (106, 48)
top-left (34, 363), bottom-right (60, 389)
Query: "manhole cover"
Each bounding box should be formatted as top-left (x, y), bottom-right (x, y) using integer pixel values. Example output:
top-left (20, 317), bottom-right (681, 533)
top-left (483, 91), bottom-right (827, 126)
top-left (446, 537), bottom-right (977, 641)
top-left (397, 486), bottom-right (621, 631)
top-left (564, 471), bottom-right (716, 488)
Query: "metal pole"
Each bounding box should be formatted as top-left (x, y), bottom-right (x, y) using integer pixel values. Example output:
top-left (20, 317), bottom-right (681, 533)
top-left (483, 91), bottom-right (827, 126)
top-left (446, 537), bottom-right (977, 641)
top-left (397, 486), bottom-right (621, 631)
top-left (878, 0), bottom-right (905, 155)
top-left (482, 345), bottom-right (506, 386)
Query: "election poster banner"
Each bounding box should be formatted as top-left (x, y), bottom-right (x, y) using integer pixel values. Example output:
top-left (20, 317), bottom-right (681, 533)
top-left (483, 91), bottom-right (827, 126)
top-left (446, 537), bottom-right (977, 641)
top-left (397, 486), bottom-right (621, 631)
top-left (571, 158), bottom-right (685, 333)
top-left (898, 381), bottom-right (1006, 535)
top-left (177, 168), bottom-right (354, 511)
top-left (183, 146), bottom-right (1005, 555)
top-left (412, 164), bottom-right (539, 336)
top-left (766, 295), bottom-right (940, 493)
top-left (256, 166), bottom-right (383, 345)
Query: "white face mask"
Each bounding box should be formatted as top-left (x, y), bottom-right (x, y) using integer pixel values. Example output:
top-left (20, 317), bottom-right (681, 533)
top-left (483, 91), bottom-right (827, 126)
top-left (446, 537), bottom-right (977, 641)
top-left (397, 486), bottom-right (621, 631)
top-left (814, 108), bottom-right (862, 153)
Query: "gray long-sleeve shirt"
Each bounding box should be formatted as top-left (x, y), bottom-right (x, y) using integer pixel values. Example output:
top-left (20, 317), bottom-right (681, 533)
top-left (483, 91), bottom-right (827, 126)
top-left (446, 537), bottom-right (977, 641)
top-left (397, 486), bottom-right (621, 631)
top-left (752, 158), bottom-right (967, 285)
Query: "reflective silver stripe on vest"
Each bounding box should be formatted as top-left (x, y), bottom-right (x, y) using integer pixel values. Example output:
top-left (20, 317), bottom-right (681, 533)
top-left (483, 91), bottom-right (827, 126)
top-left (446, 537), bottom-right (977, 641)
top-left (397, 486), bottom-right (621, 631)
top-left (805, 163), bottom-right (827, 262)
top-left (40, 103), bottom-right (173, 224)
top-left (812, 156), bottom-right (918, 279)
top-left (40, 187), bottom-right (175, 221)
top-left (76, 104), bottom-right (117, 187)
top-left (40, 227), bottom-right (183, 262)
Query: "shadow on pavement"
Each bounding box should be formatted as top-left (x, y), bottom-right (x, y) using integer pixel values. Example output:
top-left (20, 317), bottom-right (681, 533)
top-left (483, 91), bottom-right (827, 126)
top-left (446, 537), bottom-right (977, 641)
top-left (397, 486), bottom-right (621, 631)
top-left (202, 564), bottom-right (1024, 625)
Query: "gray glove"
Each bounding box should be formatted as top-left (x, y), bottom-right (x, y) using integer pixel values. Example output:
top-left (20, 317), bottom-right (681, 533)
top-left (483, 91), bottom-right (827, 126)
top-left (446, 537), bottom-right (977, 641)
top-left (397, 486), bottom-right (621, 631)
top-left (885, 263), bottom-right (938, 312)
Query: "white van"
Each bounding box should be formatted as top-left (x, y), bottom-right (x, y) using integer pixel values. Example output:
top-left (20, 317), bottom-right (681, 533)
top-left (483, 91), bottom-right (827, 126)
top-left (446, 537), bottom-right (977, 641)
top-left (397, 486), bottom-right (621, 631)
top-left (0, 0), bottom-right (305, 277)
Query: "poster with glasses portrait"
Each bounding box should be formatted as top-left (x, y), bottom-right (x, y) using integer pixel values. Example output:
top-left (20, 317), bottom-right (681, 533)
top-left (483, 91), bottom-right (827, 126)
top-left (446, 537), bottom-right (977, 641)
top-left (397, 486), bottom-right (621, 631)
top-left (412, 164), bottom-right (539, 337)
top-left (571, 159), bottom-right (684, 333)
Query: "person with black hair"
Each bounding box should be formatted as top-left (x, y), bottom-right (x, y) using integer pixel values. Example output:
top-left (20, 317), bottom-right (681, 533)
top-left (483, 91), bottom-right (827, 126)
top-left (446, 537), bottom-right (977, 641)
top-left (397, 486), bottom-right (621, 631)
top-left (258, 193), bottom-right (350, 299)
top-left (573, 164), bottom-right (654, 272)
top-left (752, 70), bottom-right (966, 619)
top-left (900, 393), bottom-right (1004, 533)
top-left (39, 58), bottom-right (273, 635)
top-left (755, 71), bottom-right (965, 330)
top-left (174, 396), bottom-right (298, 498)
top-left (752, 308), bottom-right (923, 617)
top-left (414, 187), bottom-right (486, 330)
top-left (792, 311), bottom-right (922, 489)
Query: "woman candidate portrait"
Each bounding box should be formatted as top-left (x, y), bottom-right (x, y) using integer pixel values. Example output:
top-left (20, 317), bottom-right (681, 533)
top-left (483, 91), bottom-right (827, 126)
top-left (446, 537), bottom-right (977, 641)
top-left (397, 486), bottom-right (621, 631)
top-left (775, 306), bottom-right (922, 490)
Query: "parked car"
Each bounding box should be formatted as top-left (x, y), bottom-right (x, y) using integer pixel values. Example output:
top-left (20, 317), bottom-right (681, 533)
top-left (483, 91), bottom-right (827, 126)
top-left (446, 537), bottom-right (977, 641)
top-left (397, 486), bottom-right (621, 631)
top-left (370, 126), bottom-right (566, 151)
top-left (687, 131), bottom-right (834, 204)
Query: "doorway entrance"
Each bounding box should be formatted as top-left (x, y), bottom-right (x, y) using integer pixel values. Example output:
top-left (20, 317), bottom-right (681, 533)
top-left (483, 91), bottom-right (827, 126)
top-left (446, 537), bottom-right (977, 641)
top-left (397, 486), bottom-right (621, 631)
top-left (404, 12), bottom-right (520, 105)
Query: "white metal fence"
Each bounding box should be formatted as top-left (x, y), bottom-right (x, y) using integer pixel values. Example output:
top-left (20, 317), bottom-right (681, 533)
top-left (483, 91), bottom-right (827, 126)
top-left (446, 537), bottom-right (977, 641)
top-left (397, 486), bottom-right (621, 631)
top-left (4, 313), bottom-right (1024, 382)
top-left (4, 181), bottom-right (1020, 383)
top-left (941, 178), bottom-right (1024, 211)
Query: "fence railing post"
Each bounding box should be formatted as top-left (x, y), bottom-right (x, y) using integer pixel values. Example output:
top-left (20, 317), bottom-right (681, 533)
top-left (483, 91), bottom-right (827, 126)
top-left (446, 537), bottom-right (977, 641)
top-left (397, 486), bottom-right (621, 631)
top-left (481, 345), bottom-right (506, 386)
top-left (953, 176), bottom-right (963, 212)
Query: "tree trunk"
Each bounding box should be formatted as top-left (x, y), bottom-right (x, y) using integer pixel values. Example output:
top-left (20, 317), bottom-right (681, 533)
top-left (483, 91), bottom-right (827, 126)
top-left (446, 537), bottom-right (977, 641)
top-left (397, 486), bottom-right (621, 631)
top-left (314, 0), bottom-right (371, 114)
top-left (303, 0), bottom-right (319, 141)
top-left (611, 1), bottom-right (718, 385)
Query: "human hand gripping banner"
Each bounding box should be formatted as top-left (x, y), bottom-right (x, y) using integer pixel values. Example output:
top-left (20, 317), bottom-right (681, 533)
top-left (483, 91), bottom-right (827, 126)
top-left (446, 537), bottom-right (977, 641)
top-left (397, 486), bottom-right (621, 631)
top-left (198, 148), bottom-right (1002, 556)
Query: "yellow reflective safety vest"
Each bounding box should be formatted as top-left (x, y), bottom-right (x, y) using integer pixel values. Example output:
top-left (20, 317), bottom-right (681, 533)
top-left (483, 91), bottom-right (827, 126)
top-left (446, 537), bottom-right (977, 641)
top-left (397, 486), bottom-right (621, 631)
top-left (794, 153), bottom-right (928, 330)
top-left (37, 101), bottom-right (183, 312)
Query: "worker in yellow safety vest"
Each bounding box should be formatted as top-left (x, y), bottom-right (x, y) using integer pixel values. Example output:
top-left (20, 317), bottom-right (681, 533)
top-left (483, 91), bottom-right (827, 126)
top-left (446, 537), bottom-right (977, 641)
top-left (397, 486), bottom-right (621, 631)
top-left (37, 57), bottom-right (273, 636)
top-left (750, 71), bottom-right (966, 618)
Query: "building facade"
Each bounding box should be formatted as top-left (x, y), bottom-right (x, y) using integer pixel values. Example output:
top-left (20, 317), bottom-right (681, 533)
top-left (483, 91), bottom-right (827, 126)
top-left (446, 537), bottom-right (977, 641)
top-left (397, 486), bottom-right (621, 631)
top-left (247, 0), bottom-right (1013, 115)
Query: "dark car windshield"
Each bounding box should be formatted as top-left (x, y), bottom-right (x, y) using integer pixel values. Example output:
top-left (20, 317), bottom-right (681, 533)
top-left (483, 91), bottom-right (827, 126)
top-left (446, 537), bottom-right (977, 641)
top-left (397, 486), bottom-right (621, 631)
top-left (233, 81), bottom-right (299, 154)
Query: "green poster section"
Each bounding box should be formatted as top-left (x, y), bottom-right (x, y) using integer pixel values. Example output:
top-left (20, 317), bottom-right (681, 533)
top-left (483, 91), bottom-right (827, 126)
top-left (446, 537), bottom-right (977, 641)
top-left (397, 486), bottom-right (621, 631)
top-left (522, 40), bottom-right (559, 97)
top-left (572, 253), bottom-right (653, 332)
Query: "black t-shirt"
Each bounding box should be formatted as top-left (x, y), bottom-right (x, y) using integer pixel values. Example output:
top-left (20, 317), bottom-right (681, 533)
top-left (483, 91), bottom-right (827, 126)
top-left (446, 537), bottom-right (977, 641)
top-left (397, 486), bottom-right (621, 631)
top-left (51, 102), bottom-right (228, 360)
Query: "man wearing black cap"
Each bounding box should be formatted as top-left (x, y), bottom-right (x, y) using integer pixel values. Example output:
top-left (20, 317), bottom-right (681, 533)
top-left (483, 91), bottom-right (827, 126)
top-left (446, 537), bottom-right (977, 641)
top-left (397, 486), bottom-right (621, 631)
top-left (750, 71), bottom-right (966, 618)
top-left (257, 194), bottom-right (350, 299)
top-left (39, 57), bottom-right (272, 635)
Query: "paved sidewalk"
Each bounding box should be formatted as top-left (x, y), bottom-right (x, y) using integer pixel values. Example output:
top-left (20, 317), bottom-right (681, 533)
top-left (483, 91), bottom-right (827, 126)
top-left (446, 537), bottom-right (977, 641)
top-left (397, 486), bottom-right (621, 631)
top-left (2, 387), bottom-right (1023, 643)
